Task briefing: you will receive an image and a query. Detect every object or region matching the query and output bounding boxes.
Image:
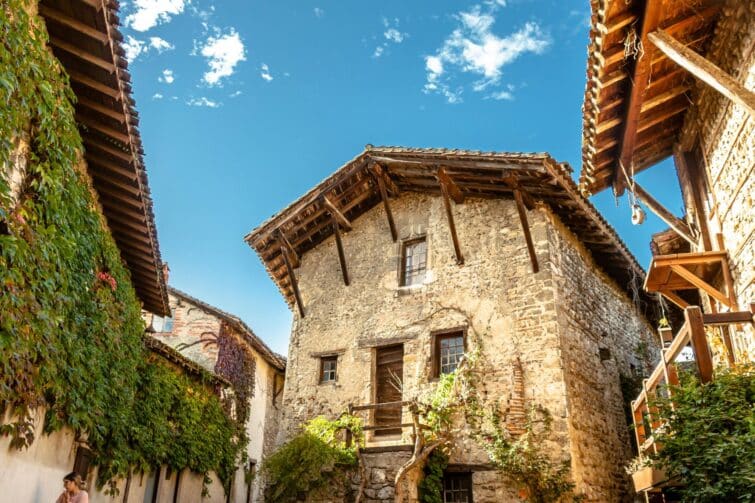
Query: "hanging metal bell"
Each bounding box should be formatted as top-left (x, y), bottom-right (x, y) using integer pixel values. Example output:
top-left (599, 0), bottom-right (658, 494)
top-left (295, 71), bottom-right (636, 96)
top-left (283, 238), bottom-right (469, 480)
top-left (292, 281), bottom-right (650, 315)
top-left (631, 204), bottom-right (646, 225)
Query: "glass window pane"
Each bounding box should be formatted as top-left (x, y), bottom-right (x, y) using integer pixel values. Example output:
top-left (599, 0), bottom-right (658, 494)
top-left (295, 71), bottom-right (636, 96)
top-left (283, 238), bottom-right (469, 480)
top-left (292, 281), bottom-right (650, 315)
top-left (402, 238), bottom-right (427, 286)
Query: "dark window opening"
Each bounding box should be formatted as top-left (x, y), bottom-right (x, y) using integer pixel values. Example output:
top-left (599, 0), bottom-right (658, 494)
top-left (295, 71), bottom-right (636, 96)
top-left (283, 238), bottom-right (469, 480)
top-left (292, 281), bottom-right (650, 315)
top-left (442, 472), bottom-right (473, 502)
top-left (400, 237), bottom-right (427, 286)
top-left (73, 445), bottom-right (93, 481)
top-left (320, 356), bottom-right (337, 383)
top-left (433, 331), bottom-right (465, 377)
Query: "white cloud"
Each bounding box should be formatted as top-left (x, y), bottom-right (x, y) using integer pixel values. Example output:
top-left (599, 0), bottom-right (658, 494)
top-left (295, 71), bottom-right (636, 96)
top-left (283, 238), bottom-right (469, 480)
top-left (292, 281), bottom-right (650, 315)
top-left (373, 46), bottom-right (384, 58)
top-left (229, 90), bottom-right (243, 97)
top-left (159, 69), bottom-right (175, 83)
top-left (313, 7), bottom-right (324, 18)
top-left (423, 3), bottom-right (549, 103)
top-left (149, 36), bottom-right (174, 52)
top-left (384, 28), bottom-right (404, 43)
top-left (187, 97), bottom-right (220, 108)
top-left (260, 63), bottom-right (273, 82)
top-left (125, 0), bottom-right (186, 32)
top-left (152, 93), bottom-right (164, 100)
top-left (123, 36), bottom-right (145, 61)
top-left (200, 29), bottom-right (246, 86)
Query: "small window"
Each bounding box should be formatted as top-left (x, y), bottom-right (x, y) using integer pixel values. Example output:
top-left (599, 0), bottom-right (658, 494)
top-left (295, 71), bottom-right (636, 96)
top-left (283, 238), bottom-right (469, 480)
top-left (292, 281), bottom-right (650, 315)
top-left (320, 356), bottom-right (337, 383)
top-left (152, 311), bottom-right (174, 333)
top-left (434, 332), bottom-right (465, 377)
top-left (400, 237), bottom-right (427, 286)
top-left (442, 472), bottom-right (473, 502)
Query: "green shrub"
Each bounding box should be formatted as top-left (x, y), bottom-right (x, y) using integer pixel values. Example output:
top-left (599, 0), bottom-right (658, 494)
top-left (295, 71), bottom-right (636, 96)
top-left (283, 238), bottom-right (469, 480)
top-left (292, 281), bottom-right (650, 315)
top-left (650, 365), bottom-right (755, 502)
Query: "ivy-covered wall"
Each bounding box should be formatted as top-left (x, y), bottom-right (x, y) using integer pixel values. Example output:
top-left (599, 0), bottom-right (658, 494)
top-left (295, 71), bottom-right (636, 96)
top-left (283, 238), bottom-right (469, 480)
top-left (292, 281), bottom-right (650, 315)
top-left (0, 1), bottom-right (242, 491)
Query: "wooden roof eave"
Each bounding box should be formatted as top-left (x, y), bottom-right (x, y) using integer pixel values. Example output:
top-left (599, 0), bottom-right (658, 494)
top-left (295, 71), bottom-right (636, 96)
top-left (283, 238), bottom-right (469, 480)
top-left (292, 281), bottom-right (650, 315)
top-left (39, 0), bottom-right (169, 315)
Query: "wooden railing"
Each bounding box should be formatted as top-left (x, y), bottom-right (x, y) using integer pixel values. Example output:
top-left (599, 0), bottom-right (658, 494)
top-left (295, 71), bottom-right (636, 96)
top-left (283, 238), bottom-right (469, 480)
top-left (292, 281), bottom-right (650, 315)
top-left (348, 400), bottom-right (414, 444)
top-left (632, 305), bottom-right (754, 457)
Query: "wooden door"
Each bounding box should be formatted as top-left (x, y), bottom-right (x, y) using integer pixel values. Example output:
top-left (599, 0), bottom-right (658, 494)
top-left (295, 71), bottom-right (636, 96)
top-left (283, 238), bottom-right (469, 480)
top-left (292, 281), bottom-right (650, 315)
top-left (375, 344), bottom-right (403, 436)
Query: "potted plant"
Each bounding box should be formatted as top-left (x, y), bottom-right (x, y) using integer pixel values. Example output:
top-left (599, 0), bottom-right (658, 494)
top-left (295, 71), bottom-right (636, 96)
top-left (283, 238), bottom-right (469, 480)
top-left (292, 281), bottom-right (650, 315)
top-left (657, 317), bottom-right (673, 347)
top-left (626, 457), bottom-right (667, 492)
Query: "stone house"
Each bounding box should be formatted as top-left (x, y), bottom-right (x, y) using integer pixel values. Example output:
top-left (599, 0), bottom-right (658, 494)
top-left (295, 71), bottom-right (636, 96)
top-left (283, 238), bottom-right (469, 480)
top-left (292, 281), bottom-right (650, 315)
top-left (145, 287), bottom-right (286, 503)
top-left (245, 146), bottom-right (660, 502)
top-left (579, 0), bottom-right (755, 497)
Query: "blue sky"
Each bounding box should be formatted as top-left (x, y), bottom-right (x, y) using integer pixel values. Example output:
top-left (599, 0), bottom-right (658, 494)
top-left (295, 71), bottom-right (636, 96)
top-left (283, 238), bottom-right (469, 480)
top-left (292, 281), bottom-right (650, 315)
top-left (120, 0), bottom-right (683, 355)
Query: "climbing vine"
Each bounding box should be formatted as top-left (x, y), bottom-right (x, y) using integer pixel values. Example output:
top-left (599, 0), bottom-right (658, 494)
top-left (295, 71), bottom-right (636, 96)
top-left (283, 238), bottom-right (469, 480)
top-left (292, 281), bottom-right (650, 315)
top-left (0, 1), bottom-right (242, 492)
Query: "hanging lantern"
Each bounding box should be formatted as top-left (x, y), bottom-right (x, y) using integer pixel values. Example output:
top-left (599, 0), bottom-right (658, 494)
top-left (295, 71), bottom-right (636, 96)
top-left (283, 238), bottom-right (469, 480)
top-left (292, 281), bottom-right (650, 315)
top-left (631, 204), bottom-right (646, 225)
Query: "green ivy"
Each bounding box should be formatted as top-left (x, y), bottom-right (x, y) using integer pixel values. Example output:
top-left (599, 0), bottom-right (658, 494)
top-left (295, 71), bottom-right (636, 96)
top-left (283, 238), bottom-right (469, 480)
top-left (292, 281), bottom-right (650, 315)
top-left (0, 1), bottom-right (242, 491)
top-left (649, 365), bottom-right (755, 502)
top-left (418, 450), bottom-right (448, 503)
top-left (262, 415), bottom-right (362, 502)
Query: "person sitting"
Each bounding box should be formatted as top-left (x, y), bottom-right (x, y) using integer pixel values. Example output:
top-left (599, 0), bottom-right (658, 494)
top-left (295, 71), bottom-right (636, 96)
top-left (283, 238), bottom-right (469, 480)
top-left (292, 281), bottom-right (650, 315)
top-left (56, 472), bottom-right (89, 503)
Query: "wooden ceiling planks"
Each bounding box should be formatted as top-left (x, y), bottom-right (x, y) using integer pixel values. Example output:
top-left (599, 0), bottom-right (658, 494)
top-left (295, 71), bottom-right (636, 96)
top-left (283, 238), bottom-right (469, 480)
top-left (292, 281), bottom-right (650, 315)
top-left (39, 0), bottom-right (169, 315)
top-left (580, 0), bottom-right (723, 196)
top-left (246, 147), bottom-right (655, 322)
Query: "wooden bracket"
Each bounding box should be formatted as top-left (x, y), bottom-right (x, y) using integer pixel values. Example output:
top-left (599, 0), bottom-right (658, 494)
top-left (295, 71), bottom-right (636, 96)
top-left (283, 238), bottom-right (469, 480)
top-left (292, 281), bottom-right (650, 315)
top-left (632, 182), bottom-right (696, 245)
top-left (649, 30), bottom-right (755, 118)
top-left (371, 162), bottom-right (400, 196)
top-left (437, 168), bottom-right (464, 264)
top-left (322, 196), bottom-right (352, 231)
top-left (670, 264), bottom-right (734, 309)
top-left (332, 216), bottom-right (350, 286)
top-left (277, 230), bottom-right (300, 268)
top-left (370, 163), bottom-right (398, 241)
top-left (280, 244), bottom-right (304, 318)
top-left (513, 189), bottom-right (539, 273)
top-left (685, 306), bottom-right (713, 384)
top-left (437, 167), bottom-right (464, 203)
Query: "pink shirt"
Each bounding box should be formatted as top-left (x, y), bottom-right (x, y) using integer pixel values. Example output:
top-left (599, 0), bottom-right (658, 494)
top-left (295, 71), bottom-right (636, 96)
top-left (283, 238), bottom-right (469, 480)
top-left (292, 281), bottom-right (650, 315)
top-left (56, 491), bottom-right (89, 503)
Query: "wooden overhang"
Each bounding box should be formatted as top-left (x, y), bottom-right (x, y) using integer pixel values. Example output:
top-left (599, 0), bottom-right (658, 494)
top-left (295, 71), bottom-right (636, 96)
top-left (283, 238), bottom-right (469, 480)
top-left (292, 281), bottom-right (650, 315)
top-left (579, 0), bottom-right (724, 196)
top-left (39, 0), bottom-right (169, 314)
top-left (245, 146), bottom-right (656, 321)
top-left (169, 287), bottom-right (287, 372)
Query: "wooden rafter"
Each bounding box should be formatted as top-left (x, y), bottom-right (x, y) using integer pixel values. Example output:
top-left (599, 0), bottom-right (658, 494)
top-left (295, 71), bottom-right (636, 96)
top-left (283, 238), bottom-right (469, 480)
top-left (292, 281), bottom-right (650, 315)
top-left (437, 168), bottom-right (464, 264)
top-left (649, 30), bottom-right (755, 117)
top-left (38, 5), bottom-right (109, 43)
top-left (513, 189), bottom-right (539, 273)
top-left (332, 216), bottom-right (350, 286)
top-left (85, 152), bottom-right (138, 181)
top-left (83, 137), bottom-right (133, 162)
top-left (76, 114), bottom-right (130, 144)
top-left (437, 167), bottom-right (464, 203)
top-left (77, 96), bottom-right (125, 123)
top-left (632, 182), bottom-right (696, 245)
top-left (49, 37), bottom-right (115, 72)
top-left (322, 196), bottom-right (352, 231)
top-left (68, 69), bottom-right (120, 99)
top-left (371, 164), bottom-right (398, 242)
top-left (613, 0), bottom-right (663, 196)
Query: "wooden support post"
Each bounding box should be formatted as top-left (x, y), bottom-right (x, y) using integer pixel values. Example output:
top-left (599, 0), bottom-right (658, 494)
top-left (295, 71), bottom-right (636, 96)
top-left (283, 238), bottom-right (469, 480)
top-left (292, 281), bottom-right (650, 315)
top-left (716, 234), bottom-right (738, 310)
top-left (322, 196), bottom-right (352, 231)
top-left (281, 245), bottom-right (304, 318)
top-left (373, 167), bottom-right (397, 241)
top-left (438, 173), bottom-right (464, 265)
top-left (685, 306), bottom-right (713, 383)
top-left (513, 189), bottom-right (539, 273)
top-left (437, 168), bottom-right (464, 203)
top-left (633, 183), bottom-right (696, 245)
top-left (332, 216), bottom-right (350, 286)
top-left (649, 30), bottom-right (755, 118)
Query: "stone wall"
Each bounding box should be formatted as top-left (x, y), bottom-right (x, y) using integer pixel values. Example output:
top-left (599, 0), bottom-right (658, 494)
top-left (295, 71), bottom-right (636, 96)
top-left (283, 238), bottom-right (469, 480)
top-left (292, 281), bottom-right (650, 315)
top-left (682, 0), bottom-right (755, 360)
top-left (545, 206), bottom-right (657, 502)
top-left (278, 191), bottom-right (654, 501)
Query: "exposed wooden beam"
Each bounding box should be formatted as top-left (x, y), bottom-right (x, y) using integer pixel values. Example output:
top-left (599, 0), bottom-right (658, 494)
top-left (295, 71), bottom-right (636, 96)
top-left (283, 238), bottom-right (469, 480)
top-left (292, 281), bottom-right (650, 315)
top-left (670, 264), bottom-right (734, 309)
top-left (76, 113), bottom-right (130, 144)
top-left (371, 162), bottom-right (400, 196)
top-left (83, 137), bottom-right (133, 163)
top-left (281, 245), bottom-right (305, 318)
top-left (322, 196), bottom-right (352, 231)
top-left (90, 169), bottom-right (140, 195)
top-left (613, 0), bottom-right (663, 196)
top-left (597, 11), bottom-right (638, 35)
top-left (685, 306), bottom-right (713, 383)
top-left (77, 96), bottom-right (125, 123)
top-left (632, 182), bottom-right (696, 245)
top-left (68, 69), bottom-right (120, 99)
top-left (374, 168), bottom-right (397, 241)
top-left (514, 189), bottom-right (539, 273)
top-left (49, 37), bottom-right (115, 72)
top-left (277, 230), bottom-right (300, 268)
top-left (439, 175), bottom-right (464, 265)
top-left (85, 152), bottom-right (137, 181)
top-left (332, 216), bottom-right (350, 286)
top-left (38, 5), bottom-right (109, 44)
top-left (649, 30), bottom-right (755, 117)
top-left (658, 289), bottom-right (690, 310)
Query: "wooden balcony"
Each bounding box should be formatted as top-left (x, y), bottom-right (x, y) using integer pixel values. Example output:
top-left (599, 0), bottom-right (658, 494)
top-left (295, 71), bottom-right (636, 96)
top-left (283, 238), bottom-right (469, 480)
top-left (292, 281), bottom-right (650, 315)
top-left (631, 305), bottom-right (754, 492)
top-left (644, 250), bottom-right (737, 310)
top-left (348, 401), bottom-right (417, 450)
